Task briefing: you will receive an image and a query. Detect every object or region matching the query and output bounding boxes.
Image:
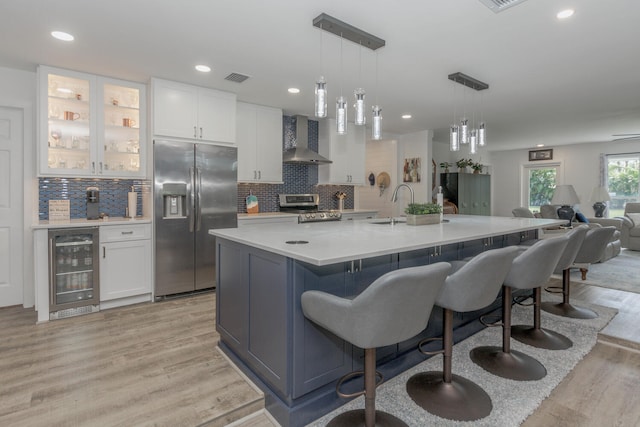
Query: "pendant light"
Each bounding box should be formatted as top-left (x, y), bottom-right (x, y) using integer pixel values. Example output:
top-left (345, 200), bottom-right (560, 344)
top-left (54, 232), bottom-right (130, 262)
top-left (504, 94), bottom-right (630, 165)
top-left (371, 51), bottom-right (382, 140)
top-left (469, 129), bottom-right (478, 154)
top-left (372, 105), bottom-right (382, 140)
top-left (311, 14), bottom-right (386, 136)
top-left (447, 72), bottom-right (490, 153)
top-left (314, 24), bottom-right (327, 118)
top-left (478, 122), bottom-right (486, 147)
top-left (460, 118), bottom-right (469, 144)
top-left (315, 77), bottom-right (327, 118)
top-left (336, 33), bottom-right (347, 135)
top-left (354, 43), bottom-right (366, 126)
top-left (336, 96), bottom-right (347, 135)
top-left (450, 125), bottom-right (460, 151)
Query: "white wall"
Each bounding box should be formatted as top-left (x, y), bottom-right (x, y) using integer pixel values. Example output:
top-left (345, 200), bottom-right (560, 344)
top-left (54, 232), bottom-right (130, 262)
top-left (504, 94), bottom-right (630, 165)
top-left (0, 66), bottom-right (37, 307)
top-left (357, 139), bottom-right (398, 218)
top-left (394, 130), bottom-right (432, 216)
top-left (491, 140), bottom-right (640, 217)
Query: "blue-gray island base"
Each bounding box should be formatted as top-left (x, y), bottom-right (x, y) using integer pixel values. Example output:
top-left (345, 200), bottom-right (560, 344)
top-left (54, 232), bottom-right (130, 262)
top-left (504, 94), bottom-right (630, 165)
top-left (210, 216), bottom-right (563, 426)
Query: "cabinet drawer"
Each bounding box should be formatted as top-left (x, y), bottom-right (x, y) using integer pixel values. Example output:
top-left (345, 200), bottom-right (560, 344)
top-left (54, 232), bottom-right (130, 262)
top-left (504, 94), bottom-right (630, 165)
top-left (100, 224), bottom-right (151, 242)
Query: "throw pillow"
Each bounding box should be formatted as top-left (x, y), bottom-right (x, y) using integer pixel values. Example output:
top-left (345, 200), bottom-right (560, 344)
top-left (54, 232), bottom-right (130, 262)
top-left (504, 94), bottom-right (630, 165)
top-left (627, 212), bottom-right (640, 227)
top-left (575, 212), bottom-right (589, 223)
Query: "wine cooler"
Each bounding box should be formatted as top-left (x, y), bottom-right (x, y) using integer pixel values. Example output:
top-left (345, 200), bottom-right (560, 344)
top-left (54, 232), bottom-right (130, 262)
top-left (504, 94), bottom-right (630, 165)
top-left (49, 227), bottom-right (100, 320)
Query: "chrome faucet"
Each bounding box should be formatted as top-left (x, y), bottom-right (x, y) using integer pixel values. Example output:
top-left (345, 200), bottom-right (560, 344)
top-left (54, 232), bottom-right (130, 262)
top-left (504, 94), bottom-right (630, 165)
top-left (391, 183), bottom-right (414, 205)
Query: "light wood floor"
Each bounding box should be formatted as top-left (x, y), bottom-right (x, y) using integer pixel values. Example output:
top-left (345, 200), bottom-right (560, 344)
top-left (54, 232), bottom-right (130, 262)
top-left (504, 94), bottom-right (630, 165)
top-left (0, 293), bottom-right (264, 427)
top-left (2, 282), bottom-right (639, 427)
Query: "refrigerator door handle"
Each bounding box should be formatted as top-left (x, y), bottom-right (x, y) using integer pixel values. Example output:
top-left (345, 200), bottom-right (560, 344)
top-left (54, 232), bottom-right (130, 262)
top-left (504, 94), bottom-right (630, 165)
top-left (189, 166), bottom-right (195, 232)
top-left (196, 167), bottom-right (202, 231)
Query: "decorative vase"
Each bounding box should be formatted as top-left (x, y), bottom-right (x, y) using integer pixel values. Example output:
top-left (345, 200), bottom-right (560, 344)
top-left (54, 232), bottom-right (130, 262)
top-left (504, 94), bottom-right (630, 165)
top-left (406, 213), bottom-right (440, 226)
top-left (473, 169), bottom-right (480, 174)
top-left (459, 167), bottom-right (466, 173)
top-left (338, 199), bottom-right (344, 212)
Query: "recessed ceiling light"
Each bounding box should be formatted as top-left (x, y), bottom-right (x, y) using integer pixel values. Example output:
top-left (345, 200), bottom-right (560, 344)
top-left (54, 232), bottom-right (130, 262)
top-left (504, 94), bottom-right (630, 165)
top-left (557, 9), bottom-right (574, 19)
top-left (51, 31), bottom-right (74, 41)
top-left (288, 88), bottom-right (300, 94)
top-left (195, 65), bottom-right (211, 73)
top-left (536, 144), bottom-right (545, 147)
top-left (402, 114), bottom-right (412, 119)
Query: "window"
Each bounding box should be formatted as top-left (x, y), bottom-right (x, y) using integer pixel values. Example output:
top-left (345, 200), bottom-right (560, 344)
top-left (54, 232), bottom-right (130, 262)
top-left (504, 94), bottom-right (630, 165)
top-left (523, 163), bottom-right (560, 213)
top-left (606, 154), bottom-right (640, 217)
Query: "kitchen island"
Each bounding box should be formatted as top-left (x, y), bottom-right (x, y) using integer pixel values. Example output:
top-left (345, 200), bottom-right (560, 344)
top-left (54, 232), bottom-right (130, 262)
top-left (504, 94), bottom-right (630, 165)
top-left (209, 215), bottom-right (562, 427)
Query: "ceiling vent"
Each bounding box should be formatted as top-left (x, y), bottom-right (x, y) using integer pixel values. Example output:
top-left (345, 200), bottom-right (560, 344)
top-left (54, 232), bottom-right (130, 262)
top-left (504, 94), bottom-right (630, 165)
top-left (224, 72), bottom-right (250, 83)
top-left (477, 0), bottom-right (529, 13)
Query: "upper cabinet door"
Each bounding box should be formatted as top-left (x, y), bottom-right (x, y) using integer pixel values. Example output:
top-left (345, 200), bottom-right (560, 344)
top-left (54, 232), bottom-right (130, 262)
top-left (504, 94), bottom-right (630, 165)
top-left (38, 66), bottom-right (148, 178)
top-left (39, 67), bottom-right (96, 177)
top-left (99, 77), bottom-right (146, 177)
top-left (197, 89), bottom-right (236, 143)
top-left (236, 102), bottom-right (282, 183)
top-left (152, 79), bottom-right (199, 139)
top-left (152, 78), bottom-right (236, 144)
top-left (318, 119), bottom-right (365, 185)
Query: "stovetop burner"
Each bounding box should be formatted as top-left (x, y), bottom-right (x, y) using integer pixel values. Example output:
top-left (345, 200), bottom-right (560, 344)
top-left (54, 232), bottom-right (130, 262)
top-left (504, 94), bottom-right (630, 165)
top-left (279, 194), bottom-right (342, 223)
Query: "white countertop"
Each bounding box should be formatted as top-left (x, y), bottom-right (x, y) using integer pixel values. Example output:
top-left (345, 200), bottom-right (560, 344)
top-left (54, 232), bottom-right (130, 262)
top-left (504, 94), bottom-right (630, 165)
top-left (237, 209), bottom-right (378, 220)
top-left (210, 215), bottom-right (564, 266)
top-left (33, 217), bottom-right (152, 229)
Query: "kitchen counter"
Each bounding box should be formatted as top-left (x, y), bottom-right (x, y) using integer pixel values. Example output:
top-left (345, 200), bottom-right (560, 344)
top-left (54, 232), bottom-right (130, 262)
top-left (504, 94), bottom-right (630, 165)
top-left (33, 217), bottom-right (152, 229)
top-left (211, 214), bottom-right (562, 266)
top-left (211, 214), bottom-right (563, 426)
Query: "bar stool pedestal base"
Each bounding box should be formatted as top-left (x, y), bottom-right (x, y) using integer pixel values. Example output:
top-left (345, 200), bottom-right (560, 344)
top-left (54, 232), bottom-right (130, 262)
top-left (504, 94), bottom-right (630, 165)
top-left (326, 409), bottom-right (408, 427)
top-left (541, 302), bottom-right (598, 319)
top-left (470, 346), bottom-right (546, 381)
top-left (406, 372), bottom-right (492, 421)
top-left (511, 325), bottom-right (573, 350)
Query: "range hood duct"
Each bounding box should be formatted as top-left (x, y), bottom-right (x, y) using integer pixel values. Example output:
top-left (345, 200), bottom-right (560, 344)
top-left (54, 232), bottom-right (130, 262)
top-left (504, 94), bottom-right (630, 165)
top-left (283, 115), bottom-right (332, 164)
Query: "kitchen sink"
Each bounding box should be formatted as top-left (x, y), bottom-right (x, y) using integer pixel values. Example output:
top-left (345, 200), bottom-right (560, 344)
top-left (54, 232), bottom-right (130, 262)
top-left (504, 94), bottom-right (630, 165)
top-left (371, 219), bottom-right (406, 225)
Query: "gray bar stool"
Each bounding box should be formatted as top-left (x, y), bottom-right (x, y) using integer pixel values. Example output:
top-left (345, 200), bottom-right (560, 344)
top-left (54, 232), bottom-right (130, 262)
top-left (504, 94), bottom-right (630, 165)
top-left (470, 236), bottom-right (569, 381)
top-left (542, 226), bottom-right (616, 319)
top-left (406, 246), bottom-right (520, 421)
top-left (302, 262), bottom-right (451, 427)
top-left (511, 225), bottom-right (588, 350)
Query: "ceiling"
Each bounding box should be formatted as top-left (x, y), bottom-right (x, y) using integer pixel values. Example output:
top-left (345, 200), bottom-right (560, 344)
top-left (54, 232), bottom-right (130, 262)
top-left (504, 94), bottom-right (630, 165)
top-left (1, 0), bottom-right (639, 151)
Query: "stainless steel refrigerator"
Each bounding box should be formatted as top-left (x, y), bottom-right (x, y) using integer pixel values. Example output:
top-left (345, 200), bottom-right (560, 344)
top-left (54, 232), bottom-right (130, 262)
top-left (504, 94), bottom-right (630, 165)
top-left (153, 140), bottom-right (237, 298)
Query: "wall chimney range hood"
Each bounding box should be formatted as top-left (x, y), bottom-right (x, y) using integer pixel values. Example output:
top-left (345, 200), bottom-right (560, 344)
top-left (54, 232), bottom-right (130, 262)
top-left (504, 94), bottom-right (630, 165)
top-left (283, 115), bottom-right (332, 164)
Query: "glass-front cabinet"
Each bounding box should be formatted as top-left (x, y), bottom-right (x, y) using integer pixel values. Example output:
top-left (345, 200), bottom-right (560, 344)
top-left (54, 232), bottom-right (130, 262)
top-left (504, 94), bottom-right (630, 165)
top-left (39, 66), bottom-right (146, 177)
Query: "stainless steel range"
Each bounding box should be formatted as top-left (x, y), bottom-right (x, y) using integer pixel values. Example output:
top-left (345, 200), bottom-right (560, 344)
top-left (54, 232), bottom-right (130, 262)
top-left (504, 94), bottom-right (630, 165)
top-left (278, 194), bottom-right (342, 223)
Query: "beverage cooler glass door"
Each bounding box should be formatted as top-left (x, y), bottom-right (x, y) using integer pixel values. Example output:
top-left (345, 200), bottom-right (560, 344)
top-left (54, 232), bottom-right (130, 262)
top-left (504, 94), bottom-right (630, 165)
top-left (49, 228), bottom-right (100, 316)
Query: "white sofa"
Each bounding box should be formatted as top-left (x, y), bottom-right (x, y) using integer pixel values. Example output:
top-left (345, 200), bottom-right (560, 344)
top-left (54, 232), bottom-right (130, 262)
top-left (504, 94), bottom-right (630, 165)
top-left (619, 202), bottom-right (640, 251)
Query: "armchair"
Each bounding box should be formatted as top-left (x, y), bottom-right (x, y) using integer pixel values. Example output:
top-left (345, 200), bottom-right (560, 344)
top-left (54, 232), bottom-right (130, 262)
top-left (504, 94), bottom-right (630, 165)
top-left (619, 202), bottom-right (640, 251)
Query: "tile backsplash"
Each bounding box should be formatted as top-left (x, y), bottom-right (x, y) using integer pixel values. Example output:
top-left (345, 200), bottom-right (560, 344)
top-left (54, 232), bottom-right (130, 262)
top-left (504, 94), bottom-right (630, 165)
top-left (39, 178), bottom-right (148, 220)
top-left (39, 115), bottom-right (354, 220)
top-left (236, 115), bottom-right (354, 213)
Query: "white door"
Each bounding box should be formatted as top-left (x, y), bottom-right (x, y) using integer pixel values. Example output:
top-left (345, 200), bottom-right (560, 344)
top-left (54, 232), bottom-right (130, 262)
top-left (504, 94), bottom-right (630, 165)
top-left (0, 107), bottom-right (24, 306)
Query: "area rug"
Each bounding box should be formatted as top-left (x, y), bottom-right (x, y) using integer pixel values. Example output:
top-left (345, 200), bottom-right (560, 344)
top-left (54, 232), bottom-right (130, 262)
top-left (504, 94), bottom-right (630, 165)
top-left (306, 296), bottom-right (617, 427)
top-left (564, 248), bottom-right (640, 294)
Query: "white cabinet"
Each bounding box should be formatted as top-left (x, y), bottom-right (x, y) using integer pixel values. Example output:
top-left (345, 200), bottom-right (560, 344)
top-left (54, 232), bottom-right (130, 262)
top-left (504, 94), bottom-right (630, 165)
top-left (99, 223), bottom-right (152, 308)
top-left (318, 119), bottom-right (366, 185)
top-left (236, 102), bottom-right (283, 183)
top-left (152, 78), bottom-right (236, 143)
top-left (38, 66), bottom-right (146, 178)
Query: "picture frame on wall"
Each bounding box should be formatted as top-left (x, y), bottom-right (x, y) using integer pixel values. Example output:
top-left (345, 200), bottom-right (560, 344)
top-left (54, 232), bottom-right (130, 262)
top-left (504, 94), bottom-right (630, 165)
top-left (529, 149), bottom-right (553, 161)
